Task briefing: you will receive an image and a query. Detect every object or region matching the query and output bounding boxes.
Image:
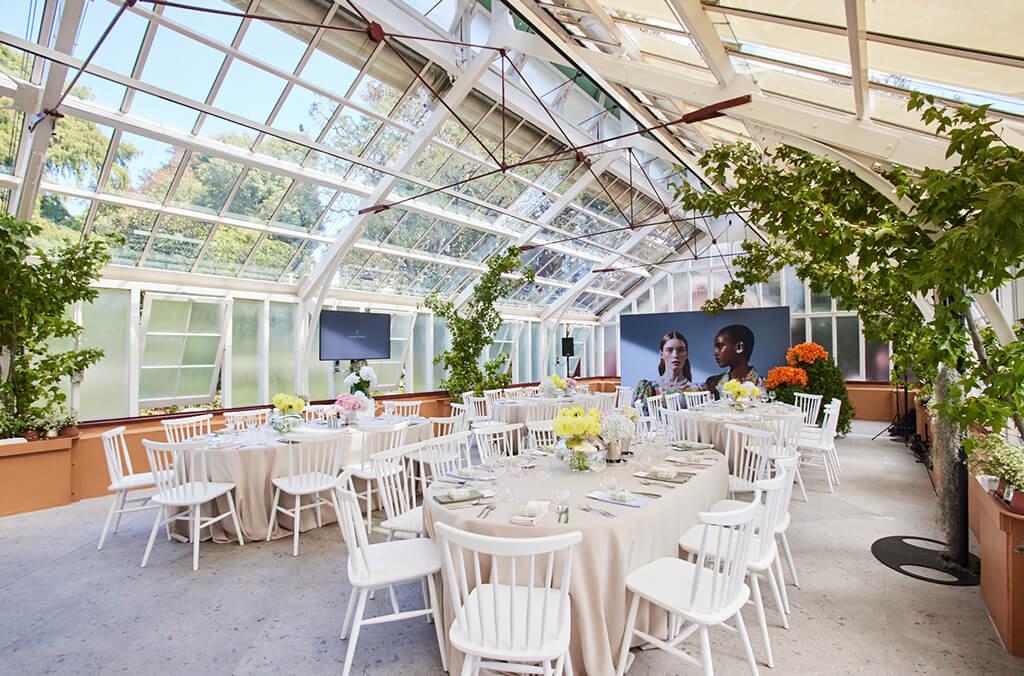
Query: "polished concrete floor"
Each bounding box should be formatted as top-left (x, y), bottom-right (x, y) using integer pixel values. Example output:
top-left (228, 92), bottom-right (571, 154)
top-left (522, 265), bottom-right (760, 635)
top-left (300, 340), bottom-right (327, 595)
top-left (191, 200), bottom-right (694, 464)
top-left (2, 421), bottom-right (1022, 675)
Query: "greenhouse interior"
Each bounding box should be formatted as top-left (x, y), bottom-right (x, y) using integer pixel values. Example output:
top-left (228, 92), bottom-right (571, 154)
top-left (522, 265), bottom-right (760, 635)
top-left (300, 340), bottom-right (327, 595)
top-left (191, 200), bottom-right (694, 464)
top-left (1, 0), bottom-right (1023, 674)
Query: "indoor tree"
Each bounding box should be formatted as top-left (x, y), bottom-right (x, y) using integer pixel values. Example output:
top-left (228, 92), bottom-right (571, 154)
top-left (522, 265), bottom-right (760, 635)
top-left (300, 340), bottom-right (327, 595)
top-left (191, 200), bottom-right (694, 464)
top-left (424, 246), bottom-right (535, 399)
top-left (671, 93), bottom-right (1024, 570)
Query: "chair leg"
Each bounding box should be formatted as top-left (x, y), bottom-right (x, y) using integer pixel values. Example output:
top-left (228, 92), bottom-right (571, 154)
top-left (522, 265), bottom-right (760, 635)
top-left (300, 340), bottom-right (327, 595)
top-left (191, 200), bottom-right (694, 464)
top-left (315, 491), bottom-right (323, 528)
top-left (266, 487), bottom-right (281, 541)
top-left (98, 490), bottom-right (123, 550)
top-left (192, 506), bottom-right (201, 571)
top-left (365, 483), bottom-right (373, 532)
top-left (823, 453), bottom-right (835, 493)
top-left (773, 554), bottom-right (790, 615)
top-left (421, 576), bottom-right (432, 623)
top-left (225, 490), bottom-right (245, 546)
top-left (780, 532), bottom-right (800, 588)
top-left (341, 589), bottom-right (368, 676)
top-left (388, 584), bottom-right (400, 614)
top-left (543, 660), bottom-right (553, 676)
top-left (735, 611), bottom-right (760, 676)
top-left (292, 494), bottom-right (302, 557)
top-left (749, 572), bottom-right (774, 668)
top-left (140, 507), bottom-right (163, 568)
top-left (112, 490), bottom-right (128, 534)
top-left (616, 592), bottom-right (640, 676)
top-left (564, 652), bottom-right (575, 676)
top-left (554, 654), bottom-right (565, 676)
top-left (698, 625), bottom-right (714, 676)
top-left (330, 489), bottom-right (346, 540)
top-left (766, 563), bottom-right (790, 629)
top-left (340, 589), bottom-right (359, 639)
top-left (426, 574), bottom-right (447, 672)
top-left (459, 655), bottom-right (475, 676)
top-left (793, 465), bottom-right (808, 502)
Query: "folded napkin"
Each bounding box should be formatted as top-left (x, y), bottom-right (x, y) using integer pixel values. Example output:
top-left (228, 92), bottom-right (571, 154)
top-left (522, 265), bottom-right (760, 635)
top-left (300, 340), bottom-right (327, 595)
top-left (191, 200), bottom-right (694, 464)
top-left (663, 454), bottom-right (718, 468)
top-left (586, 490), bottom-right (650, 508)
top-left (631, 467), bottom-right (694, 485)
top-left (511, 500), bottom-right (551, 525)
top-left (448, 467), bottom-right (496, 481)
top-left (671, 440), bottom-right (715, 451)
top-left (433, 488), bottom-right (496, 505)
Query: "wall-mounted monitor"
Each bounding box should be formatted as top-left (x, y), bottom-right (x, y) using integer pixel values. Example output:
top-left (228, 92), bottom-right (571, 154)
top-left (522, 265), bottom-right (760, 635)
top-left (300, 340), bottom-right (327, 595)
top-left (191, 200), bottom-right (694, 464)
top-left (318, 310), bottom-right (391, 361)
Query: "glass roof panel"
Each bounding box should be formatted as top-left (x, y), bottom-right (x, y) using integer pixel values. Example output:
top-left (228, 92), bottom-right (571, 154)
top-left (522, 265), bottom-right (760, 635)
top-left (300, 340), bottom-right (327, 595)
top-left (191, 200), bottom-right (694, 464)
top-left (43, 117), bottom-right (114, 191)
top-left (865, 1), bottom-right (1024, 59)
top-left (225, 168), bottom-right (290, 223)
top-left (314, 192), bottom-right (359, 237)
top-left (103, 133), bottom-right (182, 204)
top-left (34, 192), bottom-right (89, 249)
top-left (213, 60), bottom-right (289, 124)
top-left (90, 203), bottom-right (156, 266)
top-left (195, 225), bottom-right (260, 276)
top-left (331, 249), bottom-right (373, 288)
top-left (323, 107), bottom-right (381, 155)
top-left (237, 15), bottom-right (313, 73)
top-left (347, 252), bottom-right (399, 292)
top-left (144, 216), bottom-right (212, 272)
top-left (169, 153), bottom-right (246, 215)
top-left (715, 16), bottom-right (851, 67)
top-left (241, 234), bottom-right (303, 280)
top-left (73, 0), bottom-right (146, 77)
top-left (384, 212), bottom-right (436, 248)
top-left (712, 1), bottom-right (846, 25)
top-left (272, 84), bottom-right (337, 141)
top-left (140, 27), bottom-right (226, 102)
top-left (128, 91), bottom-right (201, 133)
top-left (0, 97), bottom-right (22, 175)
top-left (162, 0), bottom-right (243, 44)
top-left (274, 182), bottom-right (335, 231)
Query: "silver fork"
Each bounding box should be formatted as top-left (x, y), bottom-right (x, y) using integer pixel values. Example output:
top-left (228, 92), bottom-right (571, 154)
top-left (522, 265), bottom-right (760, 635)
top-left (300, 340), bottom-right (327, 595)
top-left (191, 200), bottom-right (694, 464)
top-left (477, 504), bottom-right (496, 519)
top-left (579, 503), bottom-right (615, 518)
top-left (639, 479), bottom-right (676, 489)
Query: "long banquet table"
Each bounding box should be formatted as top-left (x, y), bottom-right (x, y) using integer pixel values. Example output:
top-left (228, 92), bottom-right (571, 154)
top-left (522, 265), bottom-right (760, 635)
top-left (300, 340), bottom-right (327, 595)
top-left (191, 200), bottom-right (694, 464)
top-left (424, 447), bottom-right (728, 675)
top-left (691, 401), bottom-right (803, 450)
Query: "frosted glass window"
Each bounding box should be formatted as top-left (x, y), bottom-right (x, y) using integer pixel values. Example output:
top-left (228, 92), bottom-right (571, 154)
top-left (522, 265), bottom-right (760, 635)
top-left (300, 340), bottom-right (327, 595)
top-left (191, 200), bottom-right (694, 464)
top-left (434, 319), bottom-right (449, 390)
top-left (79, 289), bottom-right (130, 421)
top-left (784, 268), bottom-right (805, 313)
top-left (517, 322), bottom-right (532, 384)
top-left (691, 272), bottom-right (709, 310)
top-left (268, 302), bottom-right (296, 396)
top-left (836, 316), bottom-right (861, 379)
top-left (791, 318), bottom-right (806, 347)
top-left (866, 339), bottom-right (891, 382)
top-left (413, 314), bottom-right (430, 393)
top-left (810, 317), bottom-right (833, 355)
top-left (231, 300), bottom-right (261, 406)
top-left (604, 324), bottom-right (618, 377)
top-left (139, 296), bottom-right (226, 407)
top-left (762, 271), bottom-right (782, 307)
top-left (671, 273), bottom-right (689, 311)
top-left (810, 287), bottom-right (832, 313)
top-left (654, 277), bottom-right (671, 313)
top-left (531, 322), bottom-right (542, 380)
top-left (637, 290), bottom-right (653, 314)
top-left (307, 318), bottom-right (330, 402)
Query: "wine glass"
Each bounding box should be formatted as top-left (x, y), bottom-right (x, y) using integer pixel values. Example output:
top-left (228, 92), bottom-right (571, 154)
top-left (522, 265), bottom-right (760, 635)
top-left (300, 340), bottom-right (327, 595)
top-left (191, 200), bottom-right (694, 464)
top-left (590, 451), bottom-right (607, 479)
top-left (768, 390), bottom-right (777, 403)
top-left (554, 487), bottom-right (572, 511)
top-left (600, 472), bottom-right (618, 493)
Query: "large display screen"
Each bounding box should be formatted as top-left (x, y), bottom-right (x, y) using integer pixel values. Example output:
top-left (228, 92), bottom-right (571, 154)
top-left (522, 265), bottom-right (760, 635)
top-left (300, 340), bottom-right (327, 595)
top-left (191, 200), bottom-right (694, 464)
top-left (318, 310), bottom-right (391, 361)
top-left (620, 307), bottom-right (791, 399)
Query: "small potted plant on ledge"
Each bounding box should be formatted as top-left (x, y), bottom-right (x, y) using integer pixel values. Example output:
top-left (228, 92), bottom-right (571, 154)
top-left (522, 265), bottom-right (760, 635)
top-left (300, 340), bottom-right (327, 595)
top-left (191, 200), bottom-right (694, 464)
top-left (58, 408), bottom-right (80, 438)
top-left (967, 433), bottom-right (1024, 514)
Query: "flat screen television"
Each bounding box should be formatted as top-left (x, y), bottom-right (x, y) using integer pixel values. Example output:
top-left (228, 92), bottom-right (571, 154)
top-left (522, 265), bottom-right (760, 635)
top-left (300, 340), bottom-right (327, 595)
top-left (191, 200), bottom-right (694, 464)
top-left (319, 310), bottom-right (391, 361)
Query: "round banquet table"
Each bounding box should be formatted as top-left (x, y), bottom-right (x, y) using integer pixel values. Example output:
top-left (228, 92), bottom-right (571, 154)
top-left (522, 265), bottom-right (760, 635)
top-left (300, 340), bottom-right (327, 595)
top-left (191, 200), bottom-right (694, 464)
top-left (175, 417), bottom-right (431, 543)
top-left (424, 447), bottom-right (728, 675)
top-left (490, 396), bottom-right (576, 424)
top-left (692, 401), bottom-right (803, 450)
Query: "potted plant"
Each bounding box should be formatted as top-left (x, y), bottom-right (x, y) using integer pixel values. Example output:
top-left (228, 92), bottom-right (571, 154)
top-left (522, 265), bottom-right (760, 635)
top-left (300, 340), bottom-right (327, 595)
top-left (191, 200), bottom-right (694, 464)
top-left (967, 434), bottom-right (1024, 513)
top-left (58, 408), bottom-right (80, 438)
top-left (764, 366), bottom-right (809, 405)
top-left (785, 343), bottom-right (854, 433)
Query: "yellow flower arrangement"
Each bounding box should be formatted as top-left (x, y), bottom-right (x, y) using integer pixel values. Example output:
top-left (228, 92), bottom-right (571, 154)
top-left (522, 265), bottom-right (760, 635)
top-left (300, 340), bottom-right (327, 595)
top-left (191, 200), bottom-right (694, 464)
top-left (550, 374), bottom-right (567, 389)
top-left (722, 379), bottom-right (761, 401)
top-left (272, 393), bottom-right (305, 415)
top-left (553, 406), bottom-right (602, 443)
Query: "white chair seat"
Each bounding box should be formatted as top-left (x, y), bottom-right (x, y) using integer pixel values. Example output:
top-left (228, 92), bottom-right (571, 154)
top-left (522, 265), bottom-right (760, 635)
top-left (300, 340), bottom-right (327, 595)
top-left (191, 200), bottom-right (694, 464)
top-left (626, 557), bottom-right (750, 626)
top-left (728, 475), bottom-right (757, 494)
top-left (380, 505), bottom-right (423, 536)
top-left (449, 584), bottom-right (571, 662)
top-left (678, 525), bottom-right (774, 572)
top-left (271, 471), bottom-right (337, 496)
top-left (107, 471), bottom-right (156, 492)
top-left (709, 499), bottom-right (790, 534)
top-left (344, 459), bottom-right (402, 480)
top-left (152, 481), bottom-right (235, 507)
top-left (348, 537), bottom-right (440, 587)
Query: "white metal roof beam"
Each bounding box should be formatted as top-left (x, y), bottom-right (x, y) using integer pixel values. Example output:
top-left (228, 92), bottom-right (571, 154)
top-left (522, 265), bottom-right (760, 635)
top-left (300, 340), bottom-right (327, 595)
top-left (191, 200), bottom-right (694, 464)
top-left (844, 0), bottom-right (870, 121)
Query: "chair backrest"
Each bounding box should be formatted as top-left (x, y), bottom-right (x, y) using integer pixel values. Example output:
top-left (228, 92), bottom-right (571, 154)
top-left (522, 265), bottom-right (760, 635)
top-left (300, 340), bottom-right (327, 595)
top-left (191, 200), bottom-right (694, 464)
top-left (822, 400), bottom-right (841, 440)
top-left (593, 392), bottom-right (615, 414)
top-left (383, 400), bottom-right (423, 417)
top-left (793, 392), bottom-right (823, 426)
top-left (635, 415), bottom-right (656, 436)
top-left (503, 387), bottom-right (528, 399)
top-left (464, 393), bottom-right (490, 422)
top-left (645, 395), bottom-right (666, 425)
top-left (483, 389), bottom-right (504, 415)
top-left (101, 426), bottom-right (134, 484)
top-left (524, 420), bottom-right (557, 450)
top-left (303, 404), bottom-right (336, 423)
top-left (371, 440), bottom-right (423, 524)
top-left (473, 423), bottom-right (522, 462)
top-left (724, 424), bottom-right (773, 487)
top-left (434, 521), bottom-right (582, 655)
top-left (142, 438), bottom-right (209, 496)
top-left (420, 431), bottom-right (473, 484)
top-left (223, 408), bottom-right (272, 431)
top-left (359, 421), bottom-right (410, 468)
top-left (280, 430), bottom-right (346, 489)
top-left (663, 392), bottom-right (682, 411)
top-left (162, 413), bottom-right (212, 443)
top-left (450, 402), bottom-right (468, 420)
top-left (772, 453), bottom-right (800, 535)
top-left (334, 482), bottom-right (373, 579)
top-left (686, 496), bottom-right (760, 616)
top-left (759, 411), bottom-right (804, 450)
top-left (684, 390), bottom-right (712, 409)
top-left (750, 464), bottom-right (791, 560)
top-left (663, 409), bottom-right (701, 444)
top-left (523, 399), bottom-right (564, 422)
top-left (614, 385), bottom-right (634, 408)
top-left (431, 414), bottom-right (466, 437)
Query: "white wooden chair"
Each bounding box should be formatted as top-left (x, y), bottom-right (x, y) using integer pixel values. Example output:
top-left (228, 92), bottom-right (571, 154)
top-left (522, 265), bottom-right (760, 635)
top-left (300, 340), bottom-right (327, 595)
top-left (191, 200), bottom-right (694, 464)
top-left (97, 426), bottom-right (160, 550)
top-left (684, 390), bottom-right (713, 409)
top-left (574, 382), bottom-right (590, 394)
top-left (463, 393), bottom-right (491, 427)
top-left (430, 414), bottom-right (465, 438)
top-left (383, 400), bottom-right (423, 417)
top-left (664, 391), bottom-right (682, 411)
top-left (645, 395), bottom-right (668, 431)
top-left (663, 409), bottom-right (702, 444)
top-left (450, 402), bottom-right (467, 419)
top-left (679, 464), bottom-right (794, 668)
top-left (524, 420), bottom-right (557, 451)
top-left (761, 411), bottom-right (809, 502)
top-left (161, 413), bottom-right (212, 442)
top-left (725, 424), bottom-right (774, 497)
top-left (344, 421), bottom-right (409, 530)
top-left (265, 430), bottom-right (347, 556)
top-left (614, 385), bottom-right (634, 408)
top-left (417, 431), bottom-right (473, 489)
top-left (797, 401), bottom-right (841, 492)
top-left (616, 498), bottom-right (761, 676)
top-left (334, 483), bottom-right (446, 676)
top-left (371, 441), bottom-right (426, 540)
top-left (140, 439), bottom-right (244, 571)
top-left (522, 398), bottom-right (563, 423)
top-left (223, 408), bottom-right (272, 431)
top-left (473, 423), bottom-right (522, 462)
top-left (793, 392), bottom-right (823, 428)
top-left (303, 404), bottom-right (337, 423)
top-left (483, 388), bottom-right (504, 415)
top-left (435, 522), bottom-right (582, 676)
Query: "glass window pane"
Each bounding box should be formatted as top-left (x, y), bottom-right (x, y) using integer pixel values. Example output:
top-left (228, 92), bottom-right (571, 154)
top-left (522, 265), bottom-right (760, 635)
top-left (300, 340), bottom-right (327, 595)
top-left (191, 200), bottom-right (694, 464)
top-left (762, 270), bottom-right (782, 307)
top-left (143, 335), bottom-right (185, 366)
top-left (91, 204), bottom-right (156, 266)
top-left (268, 302), bottom-right (295, 396)
top-left (171, 154), bottom-right (246, 215)
top-left (145, 217), bottom-right (211, 271)
top-left (242, 235), bottom-right (302, 281)
top-left (80, 289), bottom-right (130, 420)
top-left (188, 302), bottom-right (222, 333)
top-left (784, 267), bottom-right (805, 313)
top-left (790, 317), bottom-right (806, 347)
top-left (140, 368), bottom-right (176, 401)
top-left (836, 316), bottom-right (861, 379)
top-left (149, 299), bottom-right (189, 332)
top-left (195, 226), bottom-right (260, 276)
top-left (865, 339), bottom-right (891, 382)
top-left (183, 335), bottom-right (220, 365)
top-left (141, 28), bottom-right (224, 102)
top-left (213, 61), bottom-right (288, 124)
top-left (178, 367), bottom-right (215, 397)
top-left (226, 169), bottom-right (290, 222)
top-left (810, 317), bottom-right (833, 355)
top-left (231, 300), bottom-right (262, 406)
top-left (810, 287), bottom-right (832, 313)
top-left (691, 272), bottom-right (709, 310)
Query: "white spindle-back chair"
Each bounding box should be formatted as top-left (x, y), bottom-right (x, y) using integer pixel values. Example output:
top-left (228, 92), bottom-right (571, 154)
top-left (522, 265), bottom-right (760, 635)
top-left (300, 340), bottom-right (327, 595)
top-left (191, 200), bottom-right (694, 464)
top-left (524, 420), bottom-right (557, 451)
top-left (345, 421), bottom-right (409, 530)
top-left (463, 393), bottom-right (491, 427)
top-left (418, 431), bottom-right (473, 489)
top-left (615, 385), bottom-right (634, 408)
top-left (265, 431), bottom-right (346, 556)
top-left (430, 414), bottom-right (465, 438)
top-left (793, 392), bottom-right (823, 427)
top-left (303, 404), bottom-right (337, 423)
top-left (616, 498), bottom-right (761, 676)
top-left (645, 395), bottom-right (668, 430)
top-left (97, 426), bottom-right (160, 550)
top-left (761, 410), bottom-right (809, 501)
top-left (663, 409), bottom-right (702, 444)
top-left (473, 423), bottom-right (522, 462)
top-left (333, 484), bottom-right (446, 676)
top-left (383, 400), bottom-right (423, 417)
top-left (371, 441), bottom-right (426, 540)
top-left (797, 401), bottom-right (841, 492)
top-left (522, 398), bottom-right (563, 423)
top-left (223, 408), bottom-right (272, 431)
top-left (684, 390), bottom-right (713, 409)
top-left (435, 522), bottom-right (583, 676)
top-left (483, 388), bottom-right (504, 413)
top-left (140, 439), bottom-right (244, 571)
top-left (725, 424), bottom-right (774, 497)
top-left (663, 391), bottom-right (682, 411)
top-left (574, 382), bottom-right (590, 394)
top-left (161, 413), bottom-right (212, 443)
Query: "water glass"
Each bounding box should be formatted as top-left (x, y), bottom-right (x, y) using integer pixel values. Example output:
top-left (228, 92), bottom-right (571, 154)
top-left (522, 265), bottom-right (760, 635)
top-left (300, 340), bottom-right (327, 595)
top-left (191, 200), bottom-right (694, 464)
top-left (554, 487), bottom-right (572, 510)
top-left (600, 473), bottom-right (618, 493)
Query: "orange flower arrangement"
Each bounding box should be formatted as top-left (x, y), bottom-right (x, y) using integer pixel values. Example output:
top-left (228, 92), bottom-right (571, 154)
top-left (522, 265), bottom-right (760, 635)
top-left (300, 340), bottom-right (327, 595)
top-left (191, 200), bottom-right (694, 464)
top-left (786, 342), bottom-right (830, 366)
top-left (765, 366), bottom-right (809, 390)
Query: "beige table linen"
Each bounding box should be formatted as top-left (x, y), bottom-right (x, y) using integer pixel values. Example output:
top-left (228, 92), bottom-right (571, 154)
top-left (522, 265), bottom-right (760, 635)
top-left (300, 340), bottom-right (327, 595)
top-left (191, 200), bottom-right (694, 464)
top-left (424, 451), bottom-right (728, 675)
top-left (490, 397), bottom-right (576, 424)
top-left (693, 401), bottom-right (802, 450)
top-left (176, 420), bottom-right (430, 543)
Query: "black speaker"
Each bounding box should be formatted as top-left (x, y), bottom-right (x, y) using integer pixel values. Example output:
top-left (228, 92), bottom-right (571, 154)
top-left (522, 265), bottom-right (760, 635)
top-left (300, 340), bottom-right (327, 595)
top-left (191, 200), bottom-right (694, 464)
top-left (561, 337), bottom-right (575, 358)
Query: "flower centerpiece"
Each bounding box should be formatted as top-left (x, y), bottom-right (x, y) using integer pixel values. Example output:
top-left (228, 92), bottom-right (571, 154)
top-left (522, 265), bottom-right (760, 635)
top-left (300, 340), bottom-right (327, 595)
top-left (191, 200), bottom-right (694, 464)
top-left (343, 360), bottom-right (378, 396)
top-left (601, 406), bottom-right (639, 462)
top-left (540, 374), bottom-right (567, 398)
top-left (967, 434), bottom-right (1024, 512)
top-left (335, 392), bottom-right (371, 424)
top-left (553, 406), bottom-right (603, 471)
top-left (271, 393), bottom-right (305, 433)
top-left (722, 379), bottom-right (762, 410)
top-left (565, 377), bottom-right (578, 393)
top-left (764, 365), bottom-right (809, 405)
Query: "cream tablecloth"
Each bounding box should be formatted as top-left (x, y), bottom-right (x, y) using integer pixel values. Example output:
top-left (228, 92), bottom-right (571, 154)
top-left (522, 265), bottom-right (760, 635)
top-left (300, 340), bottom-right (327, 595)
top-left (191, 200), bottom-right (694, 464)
top-left (424, 449), bottom-right (728, 675)
top-left (490, 397), bottom-right (576, 424)
top-left (692, 401), bottom-right (802, 450)
top-left (177, 418), bottom-right (431, 543)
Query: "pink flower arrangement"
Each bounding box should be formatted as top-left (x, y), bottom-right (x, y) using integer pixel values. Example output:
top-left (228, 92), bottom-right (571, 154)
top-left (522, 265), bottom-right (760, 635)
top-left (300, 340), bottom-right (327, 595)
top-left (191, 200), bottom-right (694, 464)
top-left (565, 378), bottom-right (578, 390)
top-left (335, 393), bottom-right (365, 412)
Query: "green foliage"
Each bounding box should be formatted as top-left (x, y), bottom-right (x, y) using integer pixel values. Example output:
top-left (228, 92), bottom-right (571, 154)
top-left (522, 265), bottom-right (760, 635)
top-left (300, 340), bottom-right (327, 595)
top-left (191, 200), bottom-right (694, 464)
top-left (767, 383), bottom-right (802, 406)
top-left (0, 214), bottom-right (108, 435)
top-left (966, 433), bottom-right (1024, 488)
top-left (424, 247), bottom-right (535, 399)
